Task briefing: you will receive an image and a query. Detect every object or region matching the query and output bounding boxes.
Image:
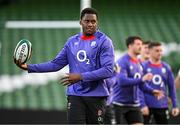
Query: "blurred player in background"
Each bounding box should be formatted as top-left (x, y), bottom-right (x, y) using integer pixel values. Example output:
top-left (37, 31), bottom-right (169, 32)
top-left (112, 36), bottom-right (163, 125)
top-left (175, 69), bottom-right (180, 90)
top-left (104, 63), bottom-right (120, 125)
top-left (140, 42), bottom-right (179, 124)
top-left (14, 8), bottom-right (115, 124)
top-left (168, 69), bottom-right (180, 110)
top-left (138, 40), bottom-right (151, 63)
top-left (138, 41), bottom-right (152, 119)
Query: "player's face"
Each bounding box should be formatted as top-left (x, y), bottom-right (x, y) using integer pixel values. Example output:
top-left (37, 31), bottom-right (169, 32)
top-left (131, 39), bottom-right (143, 55)
top-left (80, 14), bottom-right (98, 36)
top-left (141, 44), bottom-right (150, 60)
top-left (150, 46), bottom-right (163, 60)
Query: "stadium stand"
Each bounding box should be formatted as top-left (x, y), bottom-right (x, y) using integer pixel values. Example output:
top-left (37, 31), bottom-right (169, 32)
top-left (0, 0), bottom-right (180, 123)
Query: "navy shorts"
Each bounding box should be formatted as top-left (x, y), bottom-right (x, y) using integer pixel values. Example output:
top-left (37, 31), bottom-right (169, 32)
top-left (113, 104), bottom-right (143, 124)
top-left (67, 95), bottom-right (107, 124)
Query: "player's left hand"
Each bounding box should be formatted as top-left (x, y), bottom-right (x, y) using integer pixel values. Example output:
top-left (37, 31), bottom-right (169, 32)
top-left (152, 89), bottom-right (164, 100)
top-left (171, 107), bottom-right (179, 117)
top-left (59, 73), bottom-right (82, 86)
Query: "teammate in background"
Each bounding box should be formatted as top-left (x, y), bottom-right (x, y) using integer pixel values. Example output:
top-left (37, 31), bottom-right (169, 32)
top-left (138, 41), bottom-right (152, 118)
top-left (112, 36), bottom-right (164, 125)
top-left (140, 42), bottom-right (179, 124)
top-left (104, 63), bottom-right (120, 125)
top-left (138, 40), bottom-right (151, 63)
top-left (14, 8), bottom-right (115, 124)
top-left (175, 69), bottom-right (180, 90)
top-left (168, 69), bottom-right (180, 107)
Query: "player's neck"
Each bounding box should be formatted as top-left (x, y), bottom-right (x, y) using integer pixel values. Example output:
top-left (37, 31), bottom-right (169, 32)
top-left (140, 57), bottom-right (145, 62)
top-left (128, 51), bottom-right (138, 60)
top-left (81, 35), bottom-right (95, 40)
top-left (140, 56), bottom-right (149, 62)
top-left (83, 32), bottom-right (95, 36)
top-left (149, 58), bottom-right (161, 64)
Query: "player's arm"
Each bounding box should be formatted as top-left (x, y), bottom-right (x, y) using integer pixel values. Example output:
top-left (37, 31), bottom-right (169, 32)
top-left (166, 66), bottom-right (179, 116)
top-left (27, 45), bottom-right (68, 73)
top-left (117, 62), bottom-right (153, 86)
top-left (167, 66), bottom-right (178, 107)
top-left (80, 39), bottom-right (115, 82)
top-left (139, 81), bottom-right (164, 100)
top-left (139, 89), bottom-right (147, 107)
top-left (139, 81), bottom-right (154, 94)
top-left (117, 70), bottom-right (142, 86)
top-left (139, 89), bottom-right (149, 115)
top-left (15, 43), bottom-right (68, 72)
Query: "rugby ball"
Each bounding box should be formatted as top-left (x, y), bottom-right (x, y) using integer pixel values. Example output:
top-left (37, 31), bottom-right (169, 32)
top-left (13, 39), bottom-right (32, 63)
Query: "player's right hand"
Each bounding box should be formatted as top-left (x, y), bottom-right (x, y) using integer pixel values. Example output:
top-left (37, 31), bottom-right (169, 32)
top-left (141, 106), bottom-right (149, 115)
top-left (171, 107), bottom-right (179, 117)
top-left (59, 73), bottom-right (82, 86)
top-left (14, 58), bottom-right (28, 70)
top-left (152, 89), bottom-right (164, 100)
top-left (142, 73), bottom-right (153, 82)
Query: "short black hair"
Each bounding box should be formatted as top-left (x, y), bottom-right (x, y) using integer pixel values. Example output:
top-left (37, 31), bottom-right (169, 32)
top-left (80, 7), bottom-right (98, 20)
top-left (143, 40), bottom-right (152, 45)
top-left (125, 36), bottom-right (142, 47)
top-left (148, 42), bottom-right (162, 49)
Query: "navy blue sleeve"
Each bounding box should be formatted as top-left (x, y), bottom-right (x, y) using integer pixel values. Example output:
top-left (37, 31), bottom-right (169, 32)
top-left (117, 60), bottom-right (143, 86)
top-left (139, 89), bottom-right (147, 108)
top-left (139, 82), bottom-right (154, 94)
top-left (28, 44), bottom-right (68, 73)
top-left (118, 73), bottom-right (143, 86)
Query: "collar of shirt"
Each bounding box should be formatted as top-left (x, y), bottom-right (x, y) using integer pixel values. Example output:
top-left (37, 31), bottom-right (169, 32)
top-left (149, 61), bottom-right (162, 67)
top-left (130, 57), bottom-right (139, 63)
top-left (81, 35), bottom-right (95, 41)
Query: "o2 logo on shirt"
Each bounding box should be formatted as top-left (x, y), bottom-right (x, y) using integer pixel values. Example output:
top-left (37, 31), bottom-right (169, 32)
top-left (152, 74), bottom-right (163, 87)
top-left (76, 50), bottom-right (90, 64)
top-left (134, 73), bottom-right (141, 79)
